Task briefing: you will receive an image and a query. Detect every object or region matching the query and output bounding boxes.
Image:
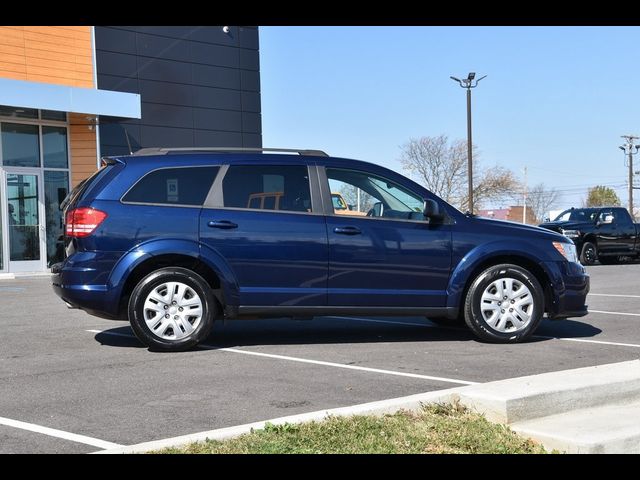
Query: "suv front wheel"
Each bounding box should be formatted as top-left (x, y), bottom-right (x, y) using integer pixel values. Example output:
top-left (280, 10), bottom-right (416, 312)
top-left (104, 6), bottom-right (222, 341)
top-left (128, 267), bottom-right (217, 351)
top-left (464, 264), bottom-right (544, 343)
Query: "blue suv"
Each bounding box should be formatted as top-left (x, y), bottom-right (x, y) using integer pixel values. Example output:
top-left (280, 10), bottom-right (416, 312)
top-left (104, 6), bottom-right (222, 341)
top-left (52, 147), bottom-right (589, 351)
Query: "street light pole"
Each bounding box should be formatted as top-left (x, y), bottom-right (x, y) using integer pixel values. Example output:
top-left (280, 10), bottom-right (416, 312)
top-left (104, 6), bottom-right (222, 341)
top-left (451, 72), bottom-right (486, 214)
top-left (619, 135), bottom-right (639, 220)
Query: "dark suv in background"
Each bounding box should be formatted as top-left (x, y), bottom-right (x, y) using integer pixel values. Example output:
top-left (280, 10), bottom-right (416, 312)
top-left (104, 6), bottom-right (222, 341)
top-left (52, 148), bottom-right (589, 351)
top-left (539, 206), bottom-right (640, 265)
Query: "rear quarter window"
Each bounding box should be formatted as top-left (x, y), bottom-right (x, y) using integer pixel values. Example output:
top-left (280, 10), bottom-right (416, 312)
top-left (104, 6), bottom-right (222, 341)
top-left (122, 166), bottom-right (219, 206)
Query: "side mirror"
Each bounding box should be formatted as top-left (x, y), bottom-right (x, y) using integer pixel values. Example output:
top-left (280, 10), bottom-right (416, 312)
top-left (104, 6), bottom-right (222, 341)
top-left (423, 199), bottom-right (444, 222)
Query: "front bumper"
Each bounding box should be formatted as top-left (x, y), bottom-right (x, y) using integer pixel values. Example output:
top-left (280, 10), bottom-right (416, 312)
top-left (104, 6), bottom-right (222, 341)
top-left (542, 260), bottom-right (590, 319)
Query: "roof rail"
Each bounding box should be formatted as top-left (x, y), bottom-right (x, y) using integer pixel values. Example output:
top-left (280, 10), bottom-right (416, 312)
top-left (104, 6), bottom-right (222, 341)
top-left (132, 147), bottom-right (329, 157)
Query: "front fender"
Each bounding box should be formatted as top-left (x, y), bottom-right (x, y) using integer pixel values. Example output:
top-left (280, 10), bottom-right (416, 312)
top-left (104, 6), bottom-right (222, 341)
top-left (446, 240), bottom-right (556, 310)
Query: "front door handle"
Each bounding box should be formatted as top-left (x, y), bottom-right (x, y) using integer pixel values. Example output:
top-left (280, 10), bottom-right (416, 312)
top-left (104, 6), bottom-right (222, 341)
top-left (334, 226), bottom-right (361, 235)
top-left (208, 220), bottom-right (238, 229)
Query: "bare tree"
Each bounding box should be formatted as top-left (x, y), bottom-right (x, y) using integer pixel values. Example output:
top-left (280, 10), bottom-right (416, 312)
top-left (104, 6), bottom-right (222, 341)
top-left (399, 135), bottom-right (520, 211)
top-left (526, 183), bottom-right (561, 223)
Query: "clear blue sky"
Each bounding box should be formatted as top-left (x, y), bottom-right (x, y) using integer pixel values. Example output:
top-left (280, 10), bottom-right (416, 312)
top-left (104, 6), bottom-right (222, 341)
top-left (259, 26), bottom-right (640, 211)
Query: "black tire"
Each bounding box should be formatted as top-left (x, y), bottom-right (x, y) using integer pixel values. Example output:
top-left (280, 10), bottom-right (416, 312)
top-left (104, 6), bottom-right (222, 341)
top-left (580, 242), bottom-right (597, 265)
top-left (463, 264), bottom-right (544, 343)
top-left (128, 267), bottom-right (217, 352)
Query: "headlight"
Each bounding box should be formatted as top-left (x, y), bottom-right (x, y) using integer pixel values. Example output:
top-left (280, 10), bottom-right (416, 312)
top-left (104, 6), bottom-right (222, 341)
top-left (561, 229), bottom-right (581, 239)
top-left (553, 241), bottom-right (579, 263)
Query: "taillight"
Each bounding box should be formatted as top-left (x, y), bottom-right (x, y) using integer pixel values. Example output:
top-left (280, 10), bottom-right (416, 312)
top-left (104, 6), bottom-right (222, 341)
top-left (65, 208), bottom-right (107, 238)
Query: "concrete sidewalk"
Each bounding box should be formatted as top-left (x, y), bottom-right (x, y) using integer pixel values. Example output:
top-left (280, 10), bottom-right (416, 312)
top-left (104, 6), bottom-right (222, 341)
top-left (96, 359), bottom-right (640, 454)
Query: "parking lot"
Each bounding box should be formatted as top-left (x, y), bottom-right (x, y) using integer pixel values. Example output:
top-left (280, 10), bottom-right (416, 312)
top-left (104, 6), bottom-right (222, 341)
top-left (1, 263), bottom-right (639, 453)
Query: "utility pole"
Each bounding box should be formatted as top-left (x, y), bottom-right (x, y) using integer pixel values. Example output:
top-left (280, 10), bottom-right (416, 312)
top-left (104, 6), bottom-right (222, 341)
top-left (522, 166), bottom-right (528, 224)
top-left (619, 135), bottom-right (640, 220)
top-left (450, 72), bottom-right (486, 214)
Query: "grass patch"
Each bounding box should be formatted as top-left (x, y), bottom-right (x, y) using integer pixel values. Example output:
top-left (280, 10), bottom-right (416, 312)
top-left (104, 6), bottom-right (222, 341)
top-left (155, 403), bottom-right (548, 454)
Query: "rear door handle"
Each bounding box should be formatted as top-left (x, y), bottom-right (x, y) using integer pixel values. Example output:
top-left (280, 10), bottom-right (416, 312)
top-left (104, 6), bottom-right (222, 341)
top-left (333, 226), bottom-right (361, 235)
top-left (208, 220), bottom-right (238, 229)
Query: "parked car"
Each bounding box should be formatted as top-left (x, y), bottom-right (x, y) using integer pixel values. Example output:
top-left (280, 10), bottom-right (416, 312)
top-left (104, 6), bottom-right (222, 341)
top-left (52, 147), bottom-right (589, 351)
top-left (538, 206), bottom-right (640, 265)
top-left (331, 192), bottom-right (367, 216)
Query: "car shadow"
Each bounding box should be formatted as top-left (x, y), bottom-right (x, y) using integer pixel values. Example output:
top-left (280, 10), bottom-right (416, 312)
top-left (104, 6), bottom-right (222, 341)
top-left (93, 316), bottom-right (602, 350)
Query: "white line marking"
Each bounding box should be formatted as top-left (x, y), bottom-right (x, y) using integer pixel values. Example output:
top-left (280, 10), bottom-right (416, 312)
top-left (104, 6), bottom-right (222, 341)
top-left (534, 335), bottom-right (640, 348)
top-left (86, 329), bottom-right (477, 386)
top-left (325, 316), bottom-right (435, 328)
top-left (590, 293), bottom-right (640, 299)
top-left (589, 309), bottom-right (640, 317)
top-left (0, 416), bottom-right (122, 449)
top-left (93, 386), bottom-right (466, 454)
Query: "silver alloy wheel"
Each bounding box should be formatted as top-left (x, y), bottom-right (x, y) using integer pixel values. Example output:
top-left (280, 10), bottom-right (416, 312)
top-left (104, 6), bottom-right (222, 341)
top-left (480, 277), bottom-right (534, 333)
top-left (143, 281), bottom-right (203, 341)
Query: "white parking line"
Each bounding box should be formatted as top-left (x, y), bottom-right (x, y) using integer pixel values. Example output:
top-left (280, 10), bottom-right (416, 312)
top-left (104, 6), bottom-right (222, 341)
top-left (86, 329), bottom-right (477, 386)
top-left (589, 309), bottom-right (640, 317)
top-left (534, 335), bottom-right (640, 348)
top-left (590, 293), bottom-right (640, 299)
top-left (0, 416), bottom-right (122, 450)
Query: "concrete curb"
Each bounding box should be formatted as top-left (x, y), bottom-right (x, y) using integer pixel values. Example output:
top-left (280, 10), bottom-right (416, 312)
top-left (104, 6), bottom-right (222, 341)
top-left (93, 386), bottom-right (466, 454)
top-left (93, 359), bottom-right (640, 454)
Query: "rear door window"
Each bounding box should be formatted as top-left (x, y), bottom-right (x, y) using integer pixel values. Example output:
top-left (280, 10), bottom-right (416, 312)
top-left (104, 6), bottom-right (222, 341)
top-left (122, 166), bottom-right (219, 206)
top-left (222, 165), bottom-right (312, 213)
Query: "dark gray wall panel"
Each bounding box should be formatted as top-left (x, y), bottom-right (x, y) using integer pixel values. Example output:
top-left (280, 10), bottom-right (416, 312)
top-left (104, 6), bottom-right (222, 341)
top-left (242, 133), bottom-right (262, 148)
top-left (193, 108), bottom-right (241, 132)
top-left (241, 112), bottom-right (261, 134)
top-left (192, 64), bottom-right (240, 89)
top-left (239, 28), bottom-right (259, 50)
top-left (141, 126), bottom-right (194, 147)
top-left (194, 129), bottom-right (243, 146)
top-left (240, 70), bottom-right (260, 92)
top-left (99, 123), bottom-right (141, 148)
top-left (136, 57), bottom-right (192, 84)
top-left (96, 51), bottom-right (137, 77)
top-left (188, 26), bottom-right (239, 47)
top-left (96, 26), bottom-right (261, 156)
top-left (94, 27), bottom-right (136, 55)
top-left (190, 43), bottom-right (238, 68)
top-left (138, 79), bottom-right (193, 107)
top-left (140, 103), bottom-right (193, 129)
top-left (136, 32), bottom-right (191, 62)
top-left (192, 86), bottom-right (241, 110)
top-left (239, 48), bottom-right (259, 71)
top-left (241, 91), bottom-right (261, 113)
top-left (97, 74), bottom-right (139, 94)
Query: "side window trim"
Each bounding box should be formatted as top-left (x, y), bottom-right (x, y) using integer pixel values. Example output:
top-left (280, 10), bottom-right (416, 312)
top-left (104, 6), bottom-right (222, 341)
top-left (121, 165), bottom-right (220, 207)
top-left (203, 164), bottom-right (321, 215)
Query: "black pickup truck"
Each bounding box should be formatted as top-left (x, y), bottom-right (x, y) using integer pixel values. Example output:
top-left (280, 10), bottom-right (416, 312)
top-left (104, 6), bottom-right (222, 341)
top-left (539, 206), bottom-right (640, 265)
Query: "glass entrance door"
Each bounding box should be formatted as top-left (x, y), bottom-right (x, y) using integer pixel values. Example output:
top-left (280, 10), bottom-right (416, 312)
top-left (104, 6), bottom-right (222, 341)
top-left (3, 169), bottom-right (45, 272)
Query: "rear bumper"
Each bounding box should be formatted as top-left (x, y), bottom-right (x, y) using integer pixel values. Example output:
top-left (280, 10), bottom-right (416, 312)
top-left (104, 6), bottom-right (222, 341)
top-left (51, 251), bottom-right (125, 319)
top-left (543, 260), bottom-right (590, 319)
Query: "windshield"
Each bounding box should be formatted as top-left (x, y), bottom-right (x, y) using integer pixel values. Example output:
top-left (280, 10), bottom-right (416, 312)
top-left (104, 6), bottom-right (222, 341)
top-left (553, 208), bottom-right (599, 222)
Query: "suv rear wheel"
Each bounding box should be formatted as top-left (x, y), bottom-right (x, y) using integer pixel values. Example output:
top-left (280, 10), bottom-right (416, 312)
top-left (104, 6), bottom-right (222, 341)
top-left (128, 267), bottom-right (217, 351)
top-left (464, 264), bottom-right (544, 343)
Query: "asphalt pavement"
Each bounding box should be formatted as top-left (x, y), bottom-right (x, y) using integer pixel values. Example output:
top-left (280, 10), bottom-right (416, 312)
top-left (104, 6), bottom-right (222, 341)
top-left (0, 263), bottom-right (639, 453)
